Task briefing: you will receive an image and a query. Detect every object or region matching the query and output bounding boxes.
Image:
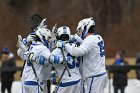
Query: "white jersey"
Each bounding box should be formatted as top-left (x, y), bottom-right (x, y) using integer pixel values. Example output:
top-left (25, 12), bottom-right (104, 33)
top-left (17, 42), bottom-right (52, 82)
top-left (51, 44), bottom-right (81, 83)
top-left (65, 34), bottom-right (106, 78)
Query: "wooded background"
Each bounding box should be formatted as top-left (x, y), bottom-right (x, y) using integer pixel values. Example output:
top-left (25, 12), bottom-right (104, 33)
top-left (0, 0), bottom-right (140, 58)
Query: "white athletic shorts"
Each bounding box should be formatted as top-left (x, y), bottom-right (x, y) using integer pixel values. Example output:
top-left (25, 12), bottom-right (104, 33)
top-left (84, 72), bottom-right (108, 93)
top-left (57, 79), bottom-right (81, 93)
top-left (20, 81), bottom-right (46, 93)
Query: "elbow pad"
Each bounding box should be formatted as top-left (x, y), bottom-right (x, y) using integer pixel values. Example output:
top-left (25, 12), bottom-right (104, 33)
top-left (39, 56), bottom-right (47, 65)
top-left (50, 55), bottom-right (63, 64)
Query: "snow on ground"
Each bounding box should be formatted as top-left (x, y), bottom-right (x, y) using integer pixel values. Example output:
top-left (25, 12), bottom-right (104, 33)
top-left (0, 79), bottom-right (140, 93)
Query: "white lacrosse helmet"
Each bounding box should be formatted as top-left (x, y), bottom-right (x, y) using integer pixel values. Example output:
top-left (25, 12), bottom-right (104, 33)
top-left (57, 26), bottom-right (71, 41)
top-left (35, 18), bottom-right (52, 47)
top-left (76, 17), bottom-right (95, 39)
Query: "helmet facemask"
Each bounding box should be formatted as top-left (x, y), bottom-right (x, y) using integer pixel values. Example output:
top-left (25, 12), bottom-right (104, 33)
top-left (57, 26), bottom-right (71, 42)
top-left (59, 34), bottom-right (70, 41)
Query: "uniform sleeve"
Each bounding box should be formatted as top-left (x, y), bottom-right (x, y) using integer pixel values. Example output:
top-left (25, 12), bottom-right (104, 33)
top-left (51, 48), bottom-right (61, 55)
top-left (41, 48), bottom-right (51, 60)
top-left (17, 48), bottom-right (26, 61)
top-left (37, 47), bottom-right (51, 65)
top-left (65, 36), bottom-right (94, 57)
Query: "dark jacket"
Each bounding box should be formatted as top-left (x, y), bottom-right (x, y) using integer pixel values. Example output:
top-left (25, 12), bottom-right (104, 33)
top-left (136, 53), bottom-right (140, 80)
top-left (1, 59), bottom-right (17, 82)
top-left (112, 60), bottom-right (130, 86)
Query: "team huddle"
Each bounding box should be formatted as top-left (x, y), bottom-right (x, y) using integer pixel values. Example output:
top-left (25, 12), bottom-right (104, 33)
top-left (17, 14), bottom-right (108, 93)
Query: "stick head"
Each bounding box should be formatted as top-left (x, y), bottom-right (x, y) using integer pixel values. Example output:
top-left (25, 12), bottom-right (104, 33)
top-left (31, 14), bottom-right (42, 30)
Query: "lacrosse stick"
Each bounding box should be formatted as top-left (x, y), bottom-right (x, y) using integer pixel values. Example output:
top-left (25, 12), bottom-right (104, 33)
top-left (26, 53), bottom-right (44, 91)
top-left (52, 67), bottom-right (67, 93)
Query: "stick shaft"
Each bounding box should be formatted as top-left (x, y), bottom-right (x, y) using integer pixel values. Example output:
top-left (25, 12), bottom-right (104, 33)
top-left (60, 48), bottom-right (71, 77)
top-left (52, 67), bottom-right (67, 93)
top-left (28, 60), bottom-right (44, 91)
top-left (52, 48), bottom-right (71, 93)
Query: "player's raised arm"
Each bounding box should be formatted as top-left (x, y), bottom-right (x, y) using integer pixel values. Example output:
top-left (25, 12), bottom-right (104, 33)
top-left (65, 35), bottom-right (94, 57)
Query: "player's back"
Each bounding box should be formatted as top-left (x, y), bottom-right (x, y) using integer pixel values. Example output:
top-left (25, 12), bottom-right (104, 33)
top-left (52, 45), bottom-right (81, 83)
top-left (23, 42), bottom-right (52, 81)
top-left (82, 34), bottom-right (106, 78)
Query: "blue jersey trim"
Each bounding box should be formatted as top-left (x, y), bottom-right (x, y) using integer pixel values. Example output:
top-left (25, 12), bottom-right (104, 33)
top-left (91, 72), bottom-right (107, 78)
top-left (83, 80), bottom-right (85, 93)
top-left (42, 36), bottom-right (49, 48)
top-left (24, 81), bottom-right (43, 85)
top-left (89, 77), bottom-right (94, 93)
top-left (31, 44), bottom-right (41, 46)
top-left (59, 79), bottom-right (80, 87)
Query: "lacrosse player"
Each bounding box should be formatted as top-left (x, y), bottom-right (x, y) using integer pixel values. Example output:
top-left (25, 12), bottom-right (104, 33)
top-left (17, 19), bottom-right (52, 93)
top-left (50, 26), bottom-right (81, 93)
top-left (57, 18), bottom-right (108, 93)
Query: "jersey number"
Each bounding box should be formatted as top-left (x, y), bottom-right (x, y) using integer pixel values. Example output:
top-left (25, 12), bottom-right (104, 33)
top-left (98, 41), bottom-right (105, 57)
top-left (67, 53), bottom-right (80, 69)
top-left (67, 61), bottom-right (80, 69)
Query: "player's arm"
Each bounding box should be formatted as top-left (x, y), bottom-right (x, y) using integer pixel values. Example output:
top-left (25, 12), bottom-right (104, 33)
top-left (37, 48), bottom-right (51, 65)
top-left (17, 35), bottom-right (28, 61)
top-left (17, 48), bottom-right (27, 61)
top-left (50, 48), bottom-right (63, 64)
top-left (50, 48), bottom-right (73, 65)
top-left (65, 36), bottom-right (94, 57)
top-left (70, 34), bottom-right (83, 44)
